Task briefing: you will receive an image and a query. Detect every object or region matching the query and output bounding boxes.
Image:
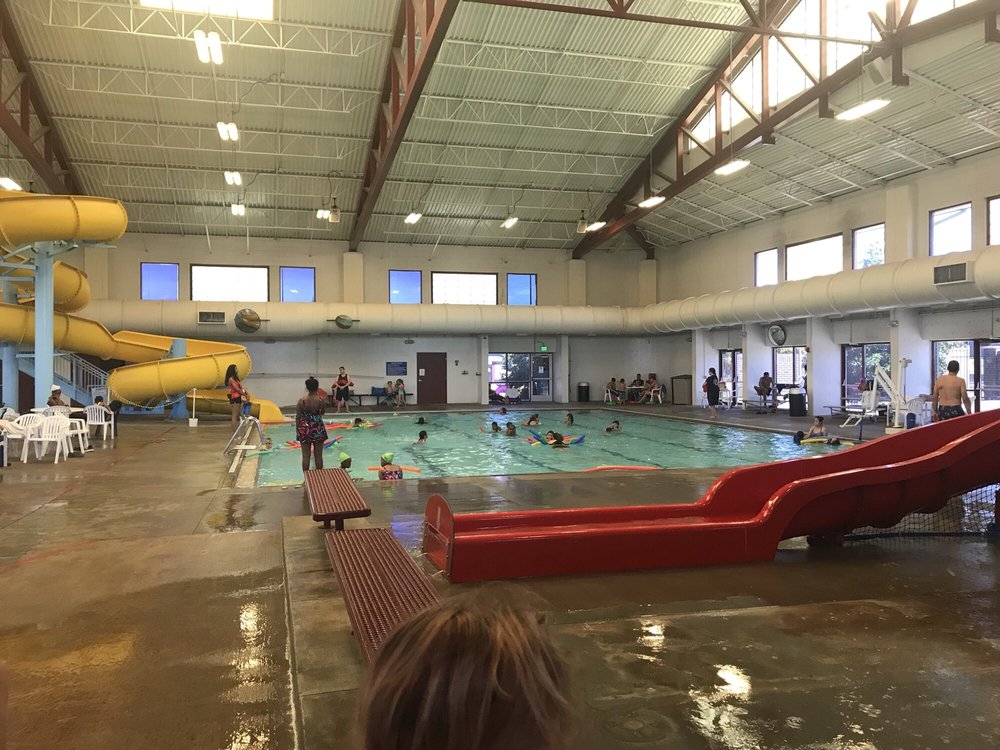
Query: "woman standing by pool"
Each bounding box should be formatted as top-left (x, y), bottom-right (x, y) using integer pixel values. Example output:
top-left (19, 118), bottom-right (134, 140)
top-left (704, 367), bottom-right (720, 420)
top-left (296, 377), bottom-right (328, 474)
top-left (225, 364), bottom-right (249, 432)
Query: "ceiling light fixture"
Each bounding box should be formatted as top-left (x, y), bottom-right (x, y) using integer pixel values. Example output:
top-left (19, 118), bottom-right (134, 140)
top-left (501, 216), bottom-right (518, 229)
top-left (223, 170), bottom-right (241, 186)
top-left (316, 208), bottom-right (331, 220)
top-left (193, 30), bottom-right (223, 64)
top-left (835, 98), bottom-right (890, 121)
top-left (639, 195), bottom-right (665, 209)
top-left (217, 121), bottom-right (238, 141)
top-left (231, 203), bottom-right (246, 216)
top-left (714, 159), bottom-right (750, 176)
top-left (404, 212), bottom-right (422, 225)
top-left (576, 210), bottom-right (588, 234)
top-left (0, 177), bottom-right (23, 191)
top-left (328, 199), bottom-right (341, 224)
top-left (586, 220), bottom-right (606, 232)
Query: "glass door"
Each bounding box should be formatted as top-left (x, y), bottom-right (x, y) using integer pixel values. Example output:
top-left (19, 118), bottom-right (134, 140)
top-left (980, 341), bottom-right (1000, 411)
top-left (719, 349), bottom-right (743, 405)
top-left (531, 354), bottom-right (552, 401)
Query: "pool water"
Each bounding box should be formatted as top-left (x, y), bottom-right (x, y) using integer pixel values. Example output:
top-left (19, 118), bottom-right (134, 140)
top-left (256, 409), bottom-right (831, 486)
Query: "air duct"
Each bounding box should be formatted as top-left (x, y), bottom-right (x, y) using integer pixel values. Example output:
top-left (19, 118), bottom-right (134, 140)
top-left (82, 249), bottom-right (1000, 339)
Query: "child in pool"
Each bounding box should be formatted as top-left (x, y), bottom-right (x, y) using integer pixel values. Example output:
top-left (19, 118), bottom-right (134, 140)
top-left (479, 421), bottom-right (501, 433)
top-left (499, 407), bottom-right (508, 416)
top-left (544, 431), bottom-right (567, 447)
top-left (564, 413), bottom-right (574, 426)
top-left (505, 422), bottom-right (517, 436)
top-left (415, 430), bottom-right (428, 445)
top-left (605, 419), bottom-right (622, 433)
top-left (378, 452), bottom-right (404, 480)
top-left (522, 413), bottom-right (541, 427)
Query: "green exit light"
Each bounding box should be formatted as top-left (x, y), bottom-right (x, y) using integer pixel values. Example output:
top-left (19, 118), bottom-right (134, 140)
top-left (539, 345), bottom-right (549, 351)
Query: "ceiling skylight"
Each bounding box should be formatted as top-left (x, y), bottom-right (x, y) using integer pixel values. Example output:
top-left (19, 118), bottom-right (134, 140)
top-left (138, 0), bottom-right (274, 21)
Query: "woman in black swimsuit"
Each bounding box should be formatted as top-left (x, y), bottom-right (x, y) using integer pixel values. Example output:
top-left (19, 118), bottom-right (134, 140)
top-left (333, 366), bottom-right (353, 414)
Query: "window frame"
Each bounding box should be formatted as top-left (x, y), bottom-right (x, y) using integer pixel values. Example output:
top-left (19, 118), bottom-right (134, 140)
top-left (140, 261), bottom-right (180, 301)
top-left (785, 232), bottom-right (844, 282)
top-left (929, 201), bottom-right (973, 257)
top-left (754, 247), bottom-right (778, 287)
top-left (506, 273), bottom-right (538, 306)
top-left (190, 263), bottom-right (270, 302)
top-left (851, 222), bottom-right (886, 270)
top-left (279, 265), bottom-right (316, 303)
top-left (988, 194), bottom-right (1000, 247)
top-left (388, 269), bottom-right (423, 304)
top-left (430, 271), bottom-right (498, 305)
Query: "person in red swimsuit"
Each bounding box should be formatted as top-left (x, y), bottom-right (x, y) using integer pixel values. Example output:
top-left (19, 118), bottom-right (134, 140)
top-left (225, 364), bottom-right (249, 432)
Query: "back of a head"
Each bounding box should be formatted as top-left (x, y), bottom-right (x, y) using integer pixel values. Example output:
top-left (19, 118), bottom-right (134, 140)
top-left (305, 376), bottom-right (319, 393)
top-left (948, 360), bottom-right (960, 374)
top-left (359, 590), bottom-right (572, 750)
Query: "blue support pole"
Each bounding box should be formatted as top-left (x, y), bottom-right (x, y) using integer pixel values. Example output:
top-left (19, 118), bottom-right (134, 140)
top-left (33, 243), bottom-right (55, 409)
top-left (1, 279), bottom-right (19, 410)
top-left (167, 338), bottom-right (190, 419)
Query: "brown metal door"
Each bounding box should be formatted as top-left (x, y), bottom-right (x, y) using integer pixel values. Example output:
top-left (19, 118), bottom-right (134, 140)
top-left (416, 352), bottom-right (448, 404)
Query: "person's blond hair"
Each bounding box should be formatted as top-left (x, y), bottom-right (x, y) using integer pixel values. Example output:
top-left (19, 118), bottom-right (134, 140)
top-left (358, 589), bottom-right (572, 750)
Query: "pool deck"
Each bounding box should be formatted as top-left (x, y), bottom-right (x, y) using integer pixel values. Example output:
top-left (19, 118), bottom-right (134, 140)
top-left (3, 409), bottom-right (996, 750)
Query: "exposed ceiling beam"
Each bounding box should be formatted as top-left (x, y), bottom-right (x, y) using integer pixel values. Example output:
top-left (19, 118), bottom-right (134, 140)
top-left (468, 0), bottom-right (882, 45)
top-left (0, 0), bottom-right (78, 193)
top-left (349, 0), bottom-right (463, 250)
top-left (625, 225), bottom-right (655, 258)
top-left (573, 0), bottom-right (996, 257)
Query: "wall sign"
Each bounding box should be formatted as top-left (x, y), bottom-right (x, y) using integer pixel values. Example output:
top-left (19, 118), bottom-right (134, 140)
top-left (386, 361), bottom-right (407, 376)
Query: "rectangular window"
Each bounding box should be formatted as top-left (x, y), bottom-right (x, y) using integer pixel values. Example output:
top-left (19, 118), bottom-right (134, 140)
top-left (988, 196), bottom-right (1000, 246)
top-left (852, 223), bottom-right (885, 269)
top-left (389, 270), bottom-right (422, 304)
top-left (140, 262), bottom-right (179, 301)
top-left (930, 202), bottom-right (972, 256)
top-left (842, 342), bottom-right (890, 404)
top-left (772, 346), bottom-right (807, 388)
top-left (432, 272), bottom-right (497, 305)
top-left (507, 273), bottom-right (537, 306)
top-left (786, 234), bottom-right (843, 281)
top-left (191, 264), bottom-right (268, 302)
top-left (754, 248), bottom-right (778, 287)
top-left (279, 266), bottom-right (315, 302)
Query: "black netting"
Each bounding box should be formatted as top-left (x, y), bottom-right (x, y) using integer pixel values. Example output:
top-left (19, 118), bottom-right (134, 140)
top-left (846, 483), bottom-right (998, 539)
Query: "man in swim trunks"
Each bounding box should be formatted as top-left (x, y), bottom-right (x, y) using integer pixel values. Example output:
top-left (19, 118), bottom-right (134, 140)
top-left (931, 360), bottom-right (972, 421)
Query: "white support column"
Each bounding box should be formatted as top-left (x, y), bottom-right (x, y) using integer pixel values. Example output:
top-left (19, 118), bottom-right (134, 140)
top-left (554, 334), bottom-right (570, 404)
top-left (478, 335), bottom-right (490, 405)
top-left (342, 252), bottom-right (364, 303)
top-left (566, 259), bottom-right (586, 306)
top-left (885, 183), bottom-right (918, 262)
top-left (743, 324), bottom-right (772, 405)
top-left (807, 316), bottom-right (840, 414)
top-left (890, 307), bottom-right (931, 398)
top-left (1, 279), bottom-right (19, 409)
top-left (638, 259), bottom-right (657, 306)
top-left (33, 243), bottom-right (55, 408)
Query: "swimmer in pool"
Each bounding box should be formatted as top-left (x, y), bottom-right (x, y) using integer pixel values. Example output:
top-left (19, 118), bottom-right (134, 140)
top-left (605, 419), bottom-right (621, 433)
top-left (564, 413), bottom-right (574, 426)
top-left (416, 417), bottom-right (427, 425)
top-left (545, 431), bottom-right (567, 448)
top-left (505, 422), bottom-right (517, 436)
top-left (522, 413), bottom-right (541, 427)
top-left (479, 421), bottom-right (501, 433)
top-left (804, 416), bottom-right (827, 439)
top-left (415, 430), bottom-right (428, 445)
top-left (499, 407), bottom-right (507, 416)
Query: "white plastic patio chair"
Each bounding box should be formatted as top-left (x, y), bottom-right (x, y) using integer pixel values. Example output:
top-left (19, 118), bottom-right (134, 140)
top-left (23, 415), bottom-right (71, 464)
top-left (66, 418), bottom-right (90, 453)
top-left (84, 404), bottom-right (115, 440)
top-left (648, 386), bottom-right (663, 404)
top-left (2, 413), bottom-right (43, 462)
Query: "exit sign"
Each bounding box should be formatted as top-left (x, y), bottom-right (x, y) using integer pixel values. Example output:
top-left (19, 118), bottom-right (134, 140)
top-left (539, 345), bottom-right (549, 351)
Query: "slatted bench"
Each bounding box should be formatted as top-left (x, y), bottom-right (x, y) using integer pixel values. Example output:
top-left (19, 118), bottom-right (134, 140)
top-left (325, 528), bottom-right (440, 663)
top-left (305, 468), bottom-right (371, 530)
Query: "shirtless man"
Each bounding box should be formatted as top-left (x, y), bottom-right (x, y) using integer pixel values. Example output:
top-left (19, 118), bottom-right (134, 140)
top-left (931, 360), bottom-right (972, 422)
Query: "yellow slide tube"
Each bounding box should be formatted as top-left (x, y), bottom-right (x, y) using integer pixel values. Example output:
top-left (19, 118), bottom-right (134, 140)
top-left (0, 192), bottom-right (284, 421)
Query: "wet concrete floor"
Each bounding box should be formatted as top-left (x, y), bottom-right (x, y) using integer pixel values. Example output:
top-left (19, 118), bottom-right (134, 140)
top-left (3, 408), bottom-right (997, 750)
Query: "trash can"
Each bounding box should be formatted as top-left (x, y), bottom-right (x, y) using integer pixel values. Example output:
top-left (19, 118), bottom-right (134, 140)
top-left (577, 382), bottom-right (590, 402)
top-left (906, 412), bottom-right (917, 429)
top-left (788, 388), bottom-right (807, 417)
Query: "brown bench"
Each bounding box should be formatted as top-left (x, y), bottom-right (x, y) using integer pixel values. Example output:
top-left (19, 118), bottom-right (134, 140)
top-left (305, 468), bottom-right (371, 530)
top-left (326, 528), bottom-right (440, 663)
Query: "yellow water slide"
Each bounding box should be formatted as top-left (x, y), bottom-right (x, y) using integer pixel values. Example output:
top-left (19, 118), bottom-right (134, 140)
top-left (0, 192), bottom-right (283, 421)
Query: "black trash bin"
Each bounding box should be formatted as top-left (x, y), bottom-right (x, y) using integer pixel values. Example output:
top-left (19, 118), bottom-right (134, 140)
top-left (788, 388), bottom-right (807, 417)
top-left (577, 382), bottom-right (590, 402)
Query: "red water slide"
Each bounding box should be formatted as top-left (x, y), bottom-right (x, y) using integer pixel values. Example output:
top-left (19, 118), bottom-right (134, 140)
top-left (422, 410), bottom-right (1000, 582)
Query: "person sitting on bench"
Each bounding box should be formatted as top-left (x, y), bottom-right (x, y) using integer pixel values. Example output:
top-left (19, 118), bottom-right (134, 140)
top-left (755, 372), bottom-right (775, 409)
top-left (358, 591), bottom-right (572, 750)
